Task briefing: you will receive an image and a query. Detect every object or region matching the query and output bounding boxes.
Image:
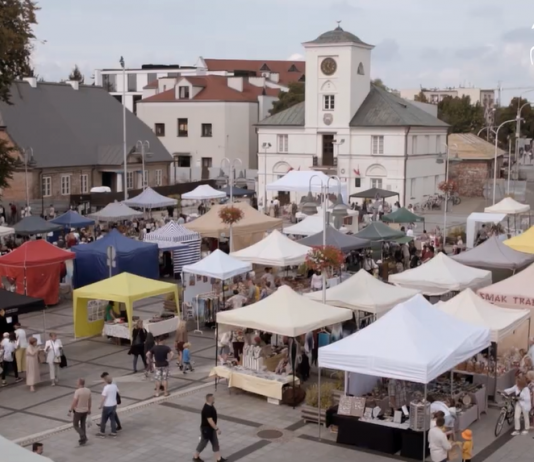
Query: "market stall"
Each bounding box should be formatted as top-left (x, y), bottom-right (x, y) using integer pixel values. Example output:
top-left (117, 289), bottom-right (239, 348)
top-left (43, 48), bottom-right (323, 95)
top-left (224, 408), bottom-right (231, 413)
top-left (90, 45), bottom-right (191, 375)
top-left (182, 184), bottom-right (226, 200)
top-left (230, 229), bottom-right (310, 266)
top-left (72, 229), bottom-right (159, 288)
top-left (282, 215), bottom-right (324, 237)
top-left (88, 202), bottom-right (143, 222)
top-left (73, 272), bottom-right (179, 339)
top-left (349, 187), bottom-right (400, 201)
top-left (484, 197), bottom-right (530, 214)
top-left (305, 269), bottom-right (419, 318)
top-left (354, 221), bottom-right (406, 241)
top-left (0, 240), bottom-right (74, 305)
top-left (319, 295), bottom-right (491, 459)
top-left (214, 285), bottom-right (352, 402)
top-left (504, 226), bottom-right (534, 254)
top-left (465, 212), bottom-right (506, 249)
top-left (144, 221), bottom-right (201, 272)
top-left (220, 185), bottom-right (254, 197)
top-left (124, 186), bottom-right (177, 209)
top-left (0, 290), bottom-right (45, 333)
top-left (267, 170), bottom-right (348, 201)
top-left (0, 225), bottom-right (15, 238)
top-left (13, 216), bottom-right (62, 236)
top-left (297, 226), bottom-right (370, 251)
top-left (381, 207), bottom-right (424, 224)
top-left (185, 201), bottom-right (282, 251)
top-left (389, 252), bottom-right (492, 296)
top-left (50, 210), bottom-right (95, 228)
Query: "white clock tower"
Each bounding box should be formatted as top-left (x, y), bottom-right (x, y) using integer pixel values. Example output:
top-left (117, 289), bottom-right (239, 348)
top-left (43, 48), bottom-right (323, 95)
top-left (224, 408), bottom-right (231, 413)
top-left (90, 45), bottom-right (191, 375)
top-left (303, 24), bottom-right (374, 130)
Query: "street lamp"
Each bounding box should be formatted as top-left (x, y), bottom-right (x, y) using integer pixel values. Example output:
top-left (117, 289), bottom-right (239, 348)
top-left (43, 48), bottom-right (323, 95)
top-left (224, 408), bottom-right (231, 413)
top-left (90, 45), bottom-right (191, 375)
top-left (493, 118), bottom-right (521, 205)
top-left (436, 142), bottom-right (458, 239)
top-left (21, 147), bottom-right (34, 211)
top-left (261, 142), bottom-right (271, 212)
top-left (220, 157), bottom-right (243, 252)
top-left (119, 56), bottom-right (128, 200)
top-left (477, 126), bottom-right (496, 138)
top-left (135, 140), bottom-right (151, 189)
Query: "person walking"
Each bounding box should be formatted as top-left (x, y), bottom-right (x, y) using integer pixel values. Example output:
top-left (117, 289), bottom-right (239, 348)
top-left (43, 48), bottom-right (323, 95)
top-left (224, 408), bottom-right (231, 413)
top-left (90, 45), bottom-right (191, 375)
top-left (428, 416), bottom-right (451, 462)
top-left (97, 372), bottom-right (119, 438)
top-left (1, 332), bottom-right (21, 386)
top-left (14, 322), bottom-right (28, 378)
top-left (182, 343), bottom-right (193, 374)
top-left (144, 332), bottom-right (155, 379)
top-left (175, 320), bottom-right (188, 370)
top-left (25, 337), bottom-right (41, 392)
top-left (44, 333), bottom-right (63, 386)
top-left (192, 394), bottom-right (226, 462)
top-left (504, 376), bottom-right (531, 435)
top-left (69, 378), bottom-right (91, 446)
top-left (128, 320), bottom-right (147, 373)
top-left (148, 337), bottom-right (173, 397)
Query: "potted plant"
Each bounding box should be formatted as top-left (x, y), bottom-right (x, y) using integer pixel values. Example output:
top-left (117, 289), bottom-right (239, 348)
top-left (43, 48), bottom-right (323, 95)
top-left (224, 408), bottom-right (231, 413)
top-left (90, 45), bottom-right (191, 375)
top-left (301, 382), bottom-right (335, 424)
top-left (218, 205), bottom-right (244, 252)
top-left (305, 245), bottom-right (345, 277)
top-left (438, 180), bottom-right (458, 212)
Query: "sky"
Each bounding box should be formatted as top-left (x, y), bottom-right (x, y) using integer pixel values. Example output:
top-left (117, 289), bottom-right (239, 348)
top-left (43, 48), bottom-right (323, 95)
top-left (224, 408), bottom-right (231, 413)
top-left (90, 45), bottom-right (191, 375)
top-left (32, 0), bottom-right (534, 103)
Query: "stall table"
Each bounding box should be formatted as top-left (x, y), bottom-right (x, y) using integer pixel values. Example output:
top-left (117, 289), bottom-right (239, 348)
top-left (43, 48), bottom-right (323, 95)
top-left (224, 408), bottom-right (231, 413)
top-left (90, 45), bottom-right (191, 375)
top-left (210, 365), bottom-right (299, 403)
top-left (102, 316), bottom-right (179, 340)
top-left (455, 369), bottom-right (515, 403)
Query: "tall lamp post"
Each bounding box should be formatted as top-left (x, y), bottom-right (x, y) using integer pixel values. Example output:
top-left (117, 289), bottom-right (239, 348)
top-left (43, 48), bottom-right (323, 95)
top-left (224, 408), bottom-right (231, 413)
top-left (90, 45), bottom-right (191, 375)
top-left (135, 140), bottom-right (151, 189)
top-left (493, 118), bottom-right (521, 205)
top-left (119, 56), bottom-right (128, 200)
top-left (21, 147), bottom-right (34, 211)
top-left (261, 142), bottom-right (271, 213)
top-left (437, 142), bottom-right (458, 239)
top-left (219, 157), bottom-right (243, 252)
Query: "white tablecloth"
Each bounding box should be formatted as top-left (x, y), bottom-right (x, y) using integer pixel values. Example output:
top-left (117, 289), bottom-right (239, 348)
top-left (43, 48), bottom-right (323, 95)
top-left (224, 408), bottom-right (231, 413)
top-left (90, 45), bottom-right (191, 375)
top-left (102, 317), bottom-right (179, 340)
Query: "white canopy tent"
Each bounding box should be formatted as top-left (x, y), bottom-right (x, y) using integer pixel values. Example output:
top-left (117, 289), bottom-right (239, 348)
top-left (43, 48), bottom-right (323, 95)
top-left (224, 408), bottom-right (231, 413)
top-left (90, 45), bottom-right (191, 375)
top-left (485, 197), bottom-right (530, 214)
top-left (435, 289), bottom-right (530, 343)
top-left (465, 212), bottom-right (506, 248)
top-left (283, 215), bottom-right (324, 236)
top-left (230, 229), bottom-right (310, 266)
top-left (182, 184), bottom-right (226, 200)
top-left (389, 252), bottom-right (492, 296)
top-left (124, 187), bottom-right (177, 208)
top-left (0, 435), bottom-right (55, 462)
top-left (0, 226), bottom-right (15, 237)
top-left (305, 269), bottom-right (420, 315)
top-left (217, 285), bottom-right (352, 337)
top-left (267, 170), bottom-right (348, 202)
top-left (319, 294), bottom-right (492, 383)
top-left (182, 249), bottom-right (251, 280)
top-left (88, 202), bottom-right (143, 222)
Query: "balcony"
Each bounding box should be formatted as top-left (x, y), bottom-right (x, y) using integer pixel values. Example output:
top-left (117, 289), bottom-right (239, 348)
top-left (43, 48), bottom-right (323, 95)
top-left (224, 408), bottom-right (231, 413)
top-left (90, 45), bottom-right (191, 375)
top-left (310, 156), bottom-right (338, 171)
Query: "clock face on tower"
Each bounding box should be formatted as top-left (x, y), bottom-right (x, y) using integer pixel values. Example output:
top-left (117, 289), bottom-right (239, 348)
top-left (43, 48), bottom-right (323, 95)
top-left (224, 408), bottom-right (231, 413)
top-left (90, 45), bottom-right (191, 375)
top-left (321, 58), bottom-right (337, 76)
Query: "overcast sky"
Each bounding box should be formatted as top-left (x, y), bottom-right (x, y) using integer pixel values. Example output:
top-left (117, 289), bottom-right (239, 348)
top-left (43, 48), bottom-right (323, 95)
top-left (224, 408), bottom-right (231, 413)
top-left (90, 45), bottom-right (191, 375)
top-left (32, 0), bottom-right (534, 103)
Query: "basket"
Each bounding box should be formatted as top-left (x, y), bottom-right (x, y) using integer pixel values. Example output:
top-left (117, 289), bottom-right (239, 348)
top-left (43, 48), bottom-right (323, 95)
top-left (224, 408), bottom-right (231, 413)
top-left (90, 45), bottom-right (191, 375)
top-left (456, 362), bottom-right (467, 371)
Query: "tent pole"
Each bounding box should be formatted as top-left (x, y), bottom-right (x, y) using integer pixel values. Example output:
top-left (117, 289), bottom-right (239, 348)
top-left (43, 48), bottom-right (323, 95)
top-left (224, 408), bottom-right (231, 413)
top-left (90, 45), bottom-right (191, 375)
top-left (215, 323), bottom-right (219, 391)
top-left (450, 370), bottom-right (453, 398)
top-left (528, 318), bottom-right (532, 350)
top-left (423, 383), bottom-right (428, 461)
top-left (318, 366), bottom-right (322, 440)
top-left (292, 337), bottom-right (296, 410)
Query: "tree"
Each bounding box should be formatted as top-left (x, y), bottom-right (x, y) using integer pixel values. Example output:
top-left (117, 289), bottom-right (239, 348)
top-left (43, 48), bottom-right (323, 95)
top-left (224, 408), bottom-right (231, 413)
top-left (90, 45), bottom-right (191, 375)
top-left (437, 96), bottom-right (485, 133)
top-left (493, 97), bottom-right (534, 146)
top-left (0, 0), bottom-right (38, 104)
top-left (414, 91), bottom-right (428, 103)
top-left (269, 82), bottom-right (305, 115)
top-left (372, 78), bottom-right (387, 90)
top-left (0, 139), bottom-right (18, 191)
top-left (68, 64), bottom-right (84, 84)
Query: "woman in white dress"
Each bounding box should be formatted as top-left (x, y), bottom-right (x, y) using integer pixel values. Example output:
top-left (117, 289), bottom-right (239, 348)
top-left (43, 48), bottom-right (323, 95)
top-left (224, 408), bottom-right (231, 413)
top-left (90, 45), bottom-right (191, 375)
top-left (44, 333), bottom-right (63, 386)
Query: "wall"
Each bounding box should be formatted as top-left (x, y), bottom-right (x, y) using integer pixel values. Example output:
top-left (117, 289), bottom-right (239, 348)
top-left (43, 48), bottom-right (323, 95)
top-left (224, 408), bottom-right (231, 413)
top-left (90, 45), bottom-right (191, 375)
top-left (136, 100), bottom-right (258, 169)
top-left (450, 161), bottom-right (489, 197)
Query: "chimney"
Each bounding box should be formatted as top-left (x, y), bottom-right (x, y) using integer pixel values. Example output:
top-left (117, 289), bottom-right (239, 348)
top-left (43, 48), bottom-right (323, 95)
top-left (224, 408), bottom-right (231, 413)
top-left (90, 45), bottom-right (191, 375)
top-left (23, 77), bottom-right (37, 88)
top-left (227, 77), bottom-right (243, 92)
top-left (66, 80), bottom-right (80, 90)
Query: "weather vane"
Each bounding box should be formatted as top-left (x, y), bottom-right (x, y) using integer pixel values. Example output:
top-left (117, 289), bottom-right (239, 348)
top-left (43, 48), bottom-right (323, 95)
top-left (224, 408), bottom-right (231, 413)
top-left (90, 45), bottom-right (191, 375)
top-left (336, 20), bottom-right (342, 28)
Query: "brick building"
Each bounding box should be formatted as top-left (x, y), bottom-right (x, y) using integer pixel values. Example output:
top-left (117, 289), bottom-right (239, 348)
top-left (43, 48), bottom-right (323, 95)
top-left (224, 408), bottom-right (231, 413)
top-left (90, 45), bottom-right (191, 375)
top-left (0, 79), bottom-right (173, 215)
top-left (448, 133), bottom-right (505, 197)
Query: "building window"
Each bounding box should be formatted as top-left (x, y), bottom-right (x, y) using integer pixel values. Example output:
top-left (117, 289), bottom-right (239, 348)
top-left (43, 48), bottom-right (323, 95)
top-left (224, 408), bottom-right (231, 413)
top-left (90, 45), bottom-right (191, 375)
top-left (126, 172), bottom-right (134, 190)
top-left (371, 136), bottom-right (384, 155)
top-left (147, 73), bottom-right (157, 84)
top-left (354, 178), bottom-right (361, 188)
top-left (370, 178), bottom-right (383, 189)
top-left (201, 123), bottom-right (213, 137)
top-left (80, 174), bottom-right (88, 194)
top-left (410, 178), bottom-right (416, 198)
top-left (133, 95), bottom-right (142, 115)
top-left (412, 135), bottom-right (418, 154)
top-left (424, 135), bottom-right (430, 153)
top-left (277, 134), bottom-right (288, 152)
top-left (357, 63), bottom-right (365, 75)
top-left (323, 95), bottom-right (335, 110)
top-left (155, 123), bottom-right (165, 136)
top-left (42, 176), bottom-right (51, 197)
top-left (143, 170), bottom-right (149, 187)
top-left (176, 155), bottom-right (191, 167)
top-left (102, 74), bottom-right (116, 92)
top-left (155, 169), bottom-right (163, 186)
top-left (127, 73), bottom-right (137, 92)
top-left (61, 175), bottom-right (71, 195)
top-left (178, 118), bottom-right (188, 137)
top-left (178, 86), bottom-right (190, 99)
top-left (436, 135), bottom-right (442, 153)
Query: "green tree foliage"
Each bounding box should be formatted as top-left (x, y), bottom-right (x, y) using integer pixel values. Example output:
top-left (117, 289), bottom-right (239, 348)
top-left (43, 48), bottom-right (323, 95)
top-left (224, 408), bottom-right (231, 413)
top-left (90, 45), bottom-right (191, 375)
top-left (437, 96), bottom-right (485, 133)
top-left (493, 97), bottom-right (534, 145)
top-left (372, 78), bottom-right (387, 89)
top-left (270, 82), bottom-right (305, 115)
top-left (414, 91), bottom-right (428, 103)
top-left (0, 0), bottom-right (38, 194)
top-left (68, 64), bottom-right (84, 84)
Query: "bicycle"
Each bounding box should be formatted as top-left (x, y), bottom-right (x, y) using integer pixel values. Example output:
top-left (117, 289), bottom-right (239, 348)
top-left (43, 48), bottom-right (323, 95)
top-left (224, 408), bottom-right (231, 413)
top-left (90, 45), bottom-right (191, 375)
top-left (494, 391), bottom-right (518, 437)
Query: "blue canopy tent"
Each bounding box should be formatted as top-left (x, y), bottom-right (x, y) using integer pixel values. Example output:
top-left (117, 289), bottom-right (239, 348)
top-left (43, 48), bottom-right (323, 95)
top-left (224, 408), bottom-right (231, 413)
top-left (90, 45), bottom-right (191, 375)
top-left (51, 210), bottom-right (95, 228)
top-left (72, 229), bottom-right (159, 288)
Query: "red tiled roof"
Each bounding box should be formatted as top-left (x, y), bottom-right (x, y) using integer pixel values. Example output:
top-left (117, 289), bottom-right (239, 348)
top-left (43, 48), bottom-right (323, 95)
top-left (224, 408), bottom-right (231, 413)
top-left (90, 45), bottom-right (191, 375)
top-left (143, 80), bottom-right (159, 89)
top-left (141, 75), bottom-right (280, 103)
top-left (204, 59), bottom-right (305, 85)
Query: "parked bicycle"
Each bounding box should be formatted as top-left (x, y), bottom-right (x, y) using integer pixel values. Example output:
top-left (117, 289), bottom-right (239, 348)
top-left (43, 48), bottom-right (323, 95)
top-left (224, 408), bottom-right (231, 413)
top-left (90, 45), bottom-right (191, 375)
top-left (494, 391), bottom-right (518, 437)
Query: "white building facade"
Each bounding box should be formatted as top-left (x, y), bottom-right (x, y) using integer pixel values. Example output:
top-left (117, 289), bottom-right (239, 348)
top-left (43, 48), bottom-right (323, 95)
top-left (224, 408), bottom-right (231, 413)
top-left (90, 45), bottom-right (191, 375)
top-left (257, 26), bottom-right (449, 207)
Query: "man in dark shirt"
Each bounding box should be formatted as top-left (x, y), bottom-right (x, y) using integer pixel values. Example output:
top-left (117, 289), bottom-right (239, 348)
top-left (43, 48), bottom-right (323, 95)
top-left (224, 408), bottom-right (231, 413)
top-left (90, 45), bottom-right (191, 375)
top-left (193, 394), bottom-right (226, 462)
top-left (149, 337), bottom-right (173, 397)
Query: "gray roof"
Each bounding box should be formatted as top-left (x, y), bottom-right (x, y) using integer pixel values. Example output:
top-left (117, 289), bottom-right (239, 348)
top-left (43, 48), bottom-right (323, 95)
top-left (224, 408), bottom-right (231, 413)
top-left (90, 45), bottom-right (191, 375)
top-left (305, 26), bottom-right (372, 47)
top-left (257, 85), bottom-right (448, 128)
top-left (0, 81), bottom-right (172, 168)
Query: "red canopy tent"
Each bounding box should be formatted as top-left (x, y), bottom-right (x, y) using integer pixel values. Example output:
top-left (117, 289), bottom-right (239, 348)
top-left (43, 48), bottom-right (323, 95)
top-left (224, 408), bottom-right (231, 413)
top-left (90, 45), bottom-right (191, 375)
top-left (0, 240), bottom-right (75, 305)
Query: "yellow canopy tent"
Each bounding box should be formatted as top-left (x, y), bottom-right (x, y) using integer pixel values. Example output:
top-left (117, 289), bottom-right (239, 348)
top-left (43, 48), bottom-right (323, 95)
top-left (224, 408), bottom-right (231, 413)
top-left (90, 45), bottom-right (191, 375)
top-left (73, 273), bottom-right (179, 338)
top-left (504, 226), bottom-right (534, 254)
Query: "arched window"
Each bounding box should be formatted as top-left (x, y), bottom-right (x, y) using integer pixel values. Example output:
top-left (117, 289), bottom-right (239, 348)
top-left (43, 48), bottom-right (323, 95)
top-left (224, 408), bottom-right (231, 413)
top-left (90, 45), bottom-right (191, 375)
top-left (273, 161), bottom-right (291, 179)
top-left (366, 164), bottom-right (387, 189)
top-left (357, 62), bottom-right (365, 75)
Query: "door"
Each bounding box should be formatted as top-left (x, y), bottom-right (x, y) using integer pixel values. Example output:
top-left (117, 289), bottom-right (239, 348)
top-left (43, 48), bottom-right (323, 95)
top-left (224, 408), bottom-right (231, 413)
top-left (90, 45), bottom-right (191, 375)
top-left (201, 157), bottom-right (212, 180)
top-left (322, 134), bottom-right (334, 166)
top-left (278, 191), bottom-right (290, 206)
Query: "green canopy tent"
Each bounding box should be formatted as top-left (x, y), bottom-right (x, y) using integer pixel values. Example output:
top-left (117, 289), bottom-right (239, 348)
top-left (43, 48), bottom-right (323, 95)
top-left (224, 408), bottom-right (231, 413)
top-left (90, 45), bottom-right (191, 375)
top-left (349, 188), bottom-right (399, 200)
top-left (354, 221), bottom-right (406, 241)
top-left (381, 207), bottom-right (424, 224)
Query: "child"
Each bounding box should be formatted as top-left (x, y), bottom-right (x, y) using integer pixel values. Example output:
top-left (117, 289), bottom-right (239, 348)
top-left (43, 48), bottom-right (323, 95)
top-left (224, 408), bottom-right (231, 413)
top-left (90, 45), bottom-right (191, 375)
top-left (461, 429), bottom-right (472, 462)
top-left (182, 343), bottom-right (194, 374)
